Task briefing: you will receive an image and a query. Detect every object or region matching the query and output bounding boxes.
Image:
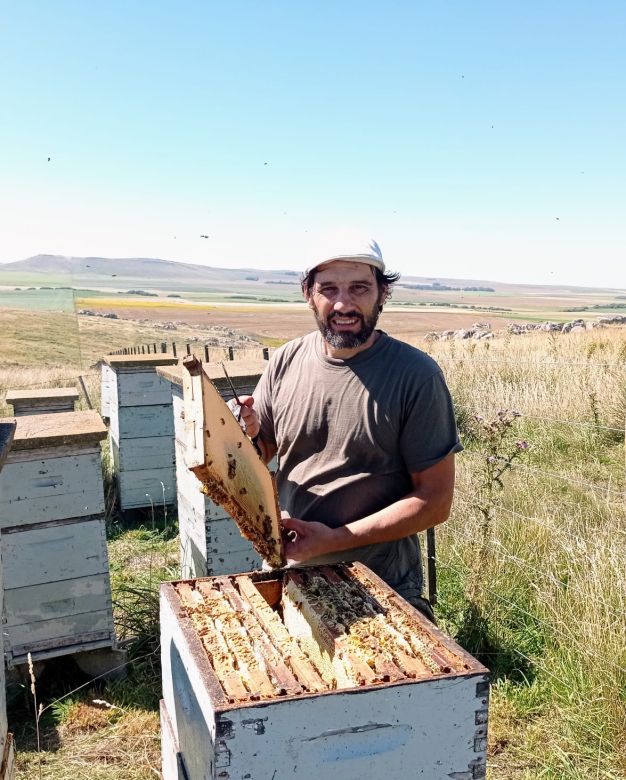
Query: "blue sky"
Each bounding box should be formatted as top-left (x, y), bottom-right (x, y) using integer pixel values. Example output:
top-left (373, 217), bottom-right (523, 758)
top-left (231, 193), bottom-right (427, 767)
top-left (1, 1), bottom-right (624, 287)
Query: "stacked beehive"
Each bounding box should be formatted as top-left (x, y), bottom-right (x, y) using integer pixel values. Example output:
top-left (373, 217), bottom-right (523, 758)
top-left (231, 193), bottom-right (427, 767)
top-left (5, 387), bottom-right (79, 416)
top-left (103, 354), bottom-right (178, 511)
top-left (0, 421), bottom-right (17, 779)
top-left (161, 564), bottom-right (489, 780)
top-left (156, 359), bottom-right (269, 578)
top-left (0, 411), bottom-right (117, 665)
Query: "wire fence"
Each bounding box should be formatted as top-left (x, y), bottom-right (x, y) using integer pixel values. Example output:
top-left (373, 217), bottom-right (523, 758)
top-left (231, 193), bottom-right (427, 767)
top-left (461, 448), bottom-right (626, 498)
top-left (455, 401), bottom-right (625, 434)
top-left (434, 354), bottom-right (626, 369)
top-left (438, 556), bottom-right (626, 677)
top-left (108, 340), bottom-right (272, 361)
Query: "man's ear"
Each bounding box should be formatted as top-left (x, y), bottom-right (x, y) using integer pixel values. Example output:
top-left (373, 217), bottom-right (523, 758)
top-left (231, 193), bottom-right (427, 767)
top-left (378, 284), bottom-right (389, 309)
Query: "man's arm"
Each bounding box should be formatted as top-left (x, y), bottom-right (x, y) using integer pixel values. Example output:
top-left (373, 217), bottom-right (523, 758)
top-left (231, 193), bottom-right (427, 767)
top-left (282, 453), bottom-right (456, 563)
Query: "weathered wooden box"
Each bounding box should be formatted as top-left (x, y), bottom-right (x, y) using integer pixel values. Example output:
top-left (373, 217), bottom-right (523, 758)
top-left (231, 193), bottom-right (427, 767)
top-left (5, 387), bottom-right (79, 416)
top-left (156, 361), bottom-right (268, 578)
top-left (0, 421), bottom-right (17, 779)
top-left (103, 354), bottom-right (178, 510)
top-left (0, 411), bottom-right (116, 665)
top-left (160, 564), bottom-right (489, 780)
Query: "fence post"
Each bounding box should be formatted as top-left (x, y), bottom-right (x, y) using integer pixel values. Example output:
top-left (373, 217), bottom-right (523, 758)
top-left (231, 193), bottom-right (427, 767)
top-left (426, 527), bottom-right (437, 606)
top-left (186, 343), bottom-right (191, 356)
top-left (262, 347), bottom-right (269, 360)
top-left (153, 343), bottom-right (157, 353)
top-left (172, 342), bottom-right (177, 357)
top-left (204, 345), bottom-right (210, 363)
top-left (78, 375), bottom-right (93, 410)
top-left (228, 346), bottom-right (234, 360)
top-left (161, 342), bottom-right (167, 353)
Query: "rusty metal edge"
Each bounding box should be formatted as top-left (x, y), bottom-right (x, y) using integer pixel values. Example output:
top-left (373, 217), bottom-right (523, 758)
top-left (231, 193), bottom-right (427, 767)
top-left (349, 562), bottom-right (490, 676)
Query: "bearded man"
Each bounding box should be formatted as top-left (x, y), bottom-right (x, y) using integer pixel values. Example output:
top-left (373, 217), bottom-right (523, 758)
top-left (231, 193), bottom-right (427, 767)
top-left (238, 239), bottom-right (462, 617)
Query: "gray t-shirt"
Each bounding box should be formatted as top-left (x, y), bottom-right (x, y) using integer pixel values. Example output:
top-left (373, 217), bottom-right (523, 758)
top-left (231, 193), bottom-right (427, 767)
top-left (253, 330), bottom-right (462, 603)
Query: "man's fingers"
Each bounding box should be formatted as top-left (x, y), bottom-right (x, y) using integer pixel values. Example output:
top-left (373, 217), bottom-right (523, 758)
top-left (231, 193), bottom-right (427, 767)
top-left (281, 516), bottom-right (306, 532)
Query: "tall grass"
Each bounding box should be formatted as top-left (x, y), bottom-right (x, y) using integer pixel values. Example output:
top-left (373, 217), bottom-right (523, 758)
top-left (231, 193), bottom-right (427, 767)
top-left (425, 328), bottom-right (626, 779)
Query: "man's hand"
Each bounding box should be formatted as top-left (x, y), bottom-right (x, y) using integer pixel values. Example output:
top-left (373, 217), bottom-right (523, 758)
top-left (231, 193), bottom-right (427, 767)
top-left (281, 516), bottom-right (338, 563)
top-left (230, 395), bottom-right (260, 439)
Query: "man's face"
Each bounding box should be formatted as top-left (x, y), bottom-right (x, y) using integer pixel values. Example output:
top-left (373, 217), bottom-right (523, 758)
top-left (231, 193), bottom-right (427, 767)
top-left (306, 260), bottom-right (385, 350)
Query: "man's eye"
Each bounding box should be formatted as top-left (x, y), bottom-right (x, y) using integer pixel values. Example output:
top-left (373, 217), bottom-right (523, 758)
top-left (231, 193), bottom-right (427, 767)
top-left (350, 285), bottom-right (369, 295)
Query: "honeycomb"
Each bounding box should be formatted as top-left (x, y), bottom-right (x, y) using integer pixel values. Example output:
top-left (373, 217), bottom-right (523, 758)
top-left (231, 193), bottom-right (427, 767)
top-left (175, 564), bottom-right (471, 703)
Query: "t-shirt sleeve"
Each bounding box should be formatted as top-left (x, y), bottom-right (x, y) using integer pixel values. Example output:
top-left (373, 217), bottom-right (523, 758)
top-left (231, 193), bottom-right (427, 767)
top-left (400, 370), bottom-right (463, 473)
top-left (252, 363), bottom-right (277, 450)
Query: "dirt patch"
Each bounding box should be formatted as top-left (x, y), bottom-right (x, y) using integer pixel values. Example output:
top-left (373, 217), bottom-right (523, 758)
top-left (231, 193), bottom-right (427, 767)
top-left (80, 302), bottom-right (506, 344)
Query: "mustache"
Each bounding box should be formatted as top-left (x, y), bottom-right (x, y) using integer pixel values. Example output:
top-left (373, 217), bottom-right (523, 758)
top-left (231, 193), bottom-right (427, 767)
top-left (327, 311), bottom-right (364, 323)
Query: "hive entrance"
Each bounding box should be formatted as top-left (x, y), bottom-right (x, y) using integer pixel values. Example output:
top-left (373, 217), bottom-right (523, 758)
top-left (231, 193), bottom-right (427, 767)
top-left (175, 565), bottom-right (468, 704)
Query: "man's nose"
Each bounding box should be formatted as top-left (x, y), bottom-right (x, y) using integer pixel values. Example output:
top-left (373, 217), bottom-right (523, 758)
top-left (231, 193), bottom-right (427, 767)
top-left (332, 288), bottom-right (355, 308)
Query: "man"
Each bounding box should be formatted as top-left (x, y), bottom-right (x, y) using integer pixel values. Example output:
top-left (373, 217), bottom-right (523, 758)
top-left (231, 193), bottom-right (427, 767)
top-left (238, 238), bottom-right (462, 616)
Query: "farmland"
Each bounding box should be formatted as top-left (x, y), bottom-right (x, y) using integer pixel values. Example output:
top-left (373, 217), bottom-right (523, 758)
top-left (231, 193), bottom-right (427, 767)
top-left (0, 266), bottom-right (625, 779)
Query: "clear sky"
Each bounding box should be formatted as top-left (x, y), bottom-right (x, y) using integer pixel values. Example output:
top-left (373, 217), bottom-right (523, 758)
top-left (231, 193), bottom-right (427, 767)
top-left (1, 2), bottom-right (624, 287)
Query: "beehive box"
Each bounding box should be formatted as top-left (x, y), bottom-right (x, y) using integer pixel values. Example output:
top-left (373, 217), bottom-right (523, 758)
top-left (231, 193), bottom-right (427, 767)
top-left (156, 360), bottom-right (269, 578)
top-left (0, 411), bottom-right (116, 665)
top-left (160, 564), bottom-right (489, 780)
top-left (5, 387), bottom-right (79, 416)
top-left (0, 421), bottom-right (17, 779)
top-left (103, 354), bottom-right (178, 510)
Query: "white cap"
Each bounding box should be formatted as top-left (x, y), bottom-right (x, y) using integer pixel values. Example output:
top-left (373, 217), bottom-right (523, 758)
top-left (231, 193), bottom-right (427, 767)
top-left (305, 236), bottom-right (385, 275)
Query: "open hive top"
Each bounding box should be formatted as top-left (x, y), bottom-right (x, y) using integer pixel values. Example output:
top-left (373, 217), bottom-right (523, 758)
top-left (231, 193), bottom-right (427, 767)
top-left (182, 356), bottom-right (284, 567)
top-left (171, 563), bottom-right (484, 705)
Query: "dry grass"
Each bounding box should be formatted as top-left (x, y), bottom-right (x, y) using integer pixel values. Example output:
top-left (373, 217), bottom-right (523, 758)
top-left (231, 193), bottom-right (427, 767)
top-left (14, 709), bottom-right (160, 780)
top-left (429, 327), bottom-right (626, 779)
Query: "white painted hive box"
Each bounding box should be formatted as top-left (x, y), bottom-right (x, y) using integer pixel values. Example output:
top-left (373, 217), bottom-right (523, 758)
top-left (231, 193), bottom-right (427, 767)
top-left (103, 354), bottom-right (178, 510)
top-left (160, 563), bottom-right (489, 780)
top-left (0, 411), bottom-right (116, 665)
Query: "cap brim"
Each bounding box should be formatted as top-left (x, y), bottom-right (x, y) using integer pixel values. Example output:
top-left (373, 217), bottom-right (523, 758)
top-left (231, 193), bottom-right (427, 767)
top-left (306, 254), bottom-right (385, 275)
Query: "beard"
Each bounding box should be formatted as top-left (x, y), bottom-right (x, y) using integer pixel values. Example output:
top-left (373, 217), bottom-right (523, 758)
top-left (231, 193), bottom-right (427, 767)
top-left (312, 305), bottom-right (380, 350)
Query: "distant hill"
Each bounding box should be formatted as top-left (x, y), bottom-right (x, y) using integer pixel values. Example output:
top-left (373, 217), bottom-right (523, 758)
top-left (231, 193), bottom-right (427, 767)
top-left (0, 254), bottom-right (623, 296)
top-left (0, 254), bottom-right (300, 285)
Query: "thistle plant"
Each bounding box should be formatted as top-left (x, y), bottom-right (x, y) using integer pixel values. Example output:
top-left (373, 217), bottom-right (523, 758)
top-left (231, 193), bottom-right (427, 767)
top-left (464, 409), bottom-right (529, 600)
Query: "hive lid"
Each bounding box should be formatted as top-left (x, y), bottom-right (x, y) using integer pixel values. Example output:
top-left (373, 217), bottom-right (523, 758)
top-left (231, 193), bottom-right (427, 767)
top-left (5, 387), bottom-right (79, 404)
top-left (157, 359), bottom-right (267, 390)
top-left (103, 353), bottom-right (178, 368)
top-left (10, 410), bottom-right (107, 450)
top-left (182, 356), bottom-right (285, 568)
